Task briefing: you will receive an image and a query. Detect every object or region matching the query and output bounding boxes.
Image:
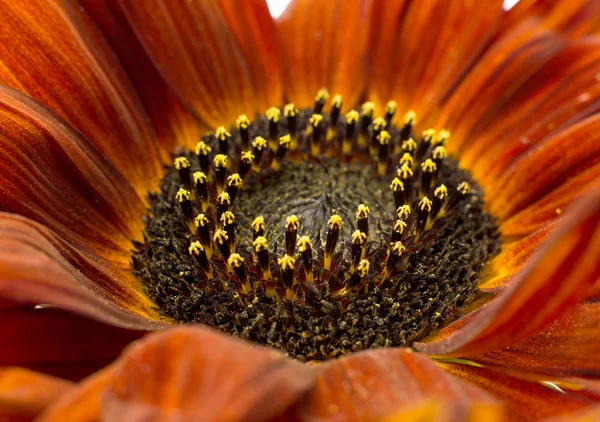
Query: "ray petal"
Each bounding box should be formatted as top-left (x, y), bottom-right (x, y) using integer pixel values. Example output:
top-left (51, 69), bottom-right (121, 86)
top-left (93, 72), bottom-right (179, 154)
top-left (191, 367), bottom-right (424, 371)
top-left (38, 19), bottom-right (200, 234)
top-left (0, 0), bottom-right (163, 192)
top-left (293, 348), bottom-right (497, 421)
top-left (415, 184), bottom-right (600, 357)
top-left (120, 0), bottom-right (282, 129)
top-left (276, 0), bottom-right (373, 108)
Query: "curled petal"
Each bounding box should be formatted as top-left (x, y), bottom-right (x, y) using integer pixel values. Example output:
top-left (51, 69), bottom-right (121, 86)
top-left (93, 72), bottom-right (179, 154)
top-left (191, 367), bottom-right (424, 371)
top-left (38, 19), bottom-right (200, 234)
top-left (0, 0), bottom-right (163, 192)
top-left (368, 0), bottom-right (503, 120)
top-left (294, 348), bottom-right (496, 421)
top-left (121, 0), bottom-right (282, 128)
top-left (472, 302), bottom-right (600, 378)
top-left (277, 0), bottom-right (373, 108)
top-left (0, 368), bottom-right (73, 420)
top-left (0, 307), bottom-right (143, 381)
top-left (415, 184), bottom-right (600, 357)
top-left (0, 213), bottom-right (166, 330)
top-left (78, 0), bottom-right (202, 155)
top-left (439, 363), bottom-right (595, 421)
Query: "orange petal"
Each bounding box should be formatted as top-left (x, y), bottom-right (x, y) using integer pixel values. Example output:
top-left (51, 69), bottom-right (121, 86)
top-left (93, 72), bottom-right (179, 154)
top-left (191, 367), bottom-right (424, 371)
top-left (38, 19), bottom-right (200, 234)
top-left (488, 113), bottom-right (600, 220)
top-left (439, 362), bottom-right (595, 421)
top-left (38, 365), bottom-right (115, 422)
top-left (0, 307), bottom-right (144, 381)
top-left (415, 184), bottom-right (600, 357)
top-left (276, 0), bottom-right (373, 108)
top-left (0, 213), bottom-right (166, 330)
top-left (543, 405), bottom-right (600, 422)
top-left (293, 348), bottom-right (497, 421)
top-left (368, 0), bottom-right (503, 120)
top-left (77, 0), bottom-right (202, 155)
top-left (471, 302), bottom-right (600, 378)
top-left (0, 0), bottom-right (163, 193)
top-left (381, 400), bottom-right (505, 422)
top-left (0, 368), bottom-right (73, 421)
top-left (120, 0), bottom-right (282, 129)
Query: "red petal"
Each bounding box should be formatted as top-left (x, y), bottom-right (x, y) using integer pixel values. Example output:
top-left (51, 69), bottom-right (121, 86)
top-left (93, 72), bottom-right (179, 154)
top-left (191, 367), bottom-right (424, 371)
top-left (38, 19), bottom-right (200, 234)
top-left (0, 0), bottom-right (163, 192)
top-left (439, 362), bottom-right (595, 421)
top-left (415, 184), bottom-right (600, 357)
top-left (120, 0), bottom-right (282, 129)
top-left (0, 368), bottom-right (73, 421)
top-left (276, 0), bottom-right (373, 108)
top-left (77, 0), bottom-right (202, 155)
top-left (102, 327), bottom-right (314, 422)
top-left (368, 0), bottom-right (503, 120)
top-left (293, 348), bottom-right (497, 421)
top-left (472, 302), bottom-right (600, 378)
top-left (0, 213), bottom-right (166, 330)
top-left (0, 307), bottom-right (144, 381)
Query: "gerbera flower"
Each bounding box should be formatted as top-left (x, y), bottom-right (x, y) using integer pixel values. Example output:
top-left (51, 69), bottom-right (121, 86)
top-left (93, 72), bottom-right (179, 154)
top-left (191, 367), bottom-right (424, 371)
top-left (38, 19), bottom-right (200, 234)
top-left (2, 0), bottom-right (600, 420)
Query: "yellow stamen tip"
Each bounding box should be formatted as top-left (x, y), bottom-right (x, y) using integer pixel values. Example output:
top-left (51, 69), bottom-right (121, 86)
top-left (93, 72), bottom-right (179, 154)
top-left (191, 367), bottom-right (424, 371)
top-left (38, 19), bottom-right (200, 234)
top-left (422, 128), bottom-right (436, 140)
top-left (309, 114), bottom-right (323, 127)
top-left (361, 101), bottom-right (375, 116)
top-left (400, 153), bottom-right (414, 166)
top-left (352, 230), bottom-right (367, 244)
top-left (228, 253), bottom-right (244, 268)
top-left (332, 94), bottom-right (343, 108)
top-left (220, 211), bottom-right (235, 225)
top-left (253, 236), bottom-right (268, 252)
top-left (252, 136), bottom-right (267, 150)
top-left (236, 115), bottom-right (250, 130)
top-left (297, 236), bottom-right (312, 252)
top-left (435, 130), bottom-right (450, 145)
top-left (390, 178), bottom-right (404, 192)
top-left (358, 259), bottom-right (370, 277)
top-left (216, 192), bottom-right (231, 205)
top-left (285, 215), bottom-right (300, 231)
top-left (404, 110), bottom-right (417, 125)
top-left (397, 163), bottom-right (414, 179)
top-left (356, 204), bottom-right (370, 219)
top-left (214, 230), bottom-right (229, 244)
top-left (328, 215), bottom-right (343, 229)
top-left (176, 188), bottom-right (190, 202)
top-left (402, 138), bottom-right (417, 152)
top-left (394, 219), bottom-right (407, 234)
top-left (214, 154), bottom-right (228, 168)
top-left (419, 197), bottom-right (432, 212)
top-left (189, 241), bottom-right (204, 255)
top-left (195, 141), bottom-right (211, 156)
top-left (193, 171), bottom-right (207, 184)
top-left (283, 103), bottom-right (298, 117)
top-left (372, 117), bottom-right (387, 131)
top-left (391, 242), bottom-right (405, 256)
top-left (266, 107), bottom-right (281, 122)
top-left (386, 101), bottom-right (398, 114)
top-left (345, 110), bottom-right (359, 124)
top-left (435, 185), bottom-right (448, 200)
top-left (278, 255), bottom-right (296, 270)
top-left (227, 173), bottom-right (242, 187)
top-left (433, 146), bottom-right (447, 160)
top-left (215, 126), bottom-right (231, 141)
top-left (241, 151), bottom-right (255, 162)
top-left (458, 182), bottom-right (470, 195)
top-left (397, 205), bottom-right (411, 220)
top-left (378, 130), bottom-right (391, 145)
top-left (315, 88), bottom-right (329, 102)
top-left (421, 159), bottom-right (437, 173)
top-left (174, 156), bottom-right (190, 170)
top-left (279, 134), bottom-right (292, 147)
top-left (195, 214), bottom-right (209, 227)
top-left (252, 216), bottom-right (265, 232)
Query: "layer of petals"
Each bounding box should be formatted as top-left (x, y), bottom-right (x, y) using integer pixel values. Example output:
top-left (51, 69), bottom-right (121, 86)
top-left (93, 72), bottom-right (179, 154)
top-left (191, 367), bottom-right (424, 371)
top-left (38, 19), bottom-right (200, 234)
top-left (0, 213), bottom-right (167, 329)
top-left (439, 362), bottom-right (595, 421)
top-left (471, 302), bottom-right (600, 378)
top-left (381, 401), bottom-right (505, 422)
top-left (78, 0), bottom-right (202, 155)
top-left (293, 348), bottom-right (496, 421)
top-left (0, 368), bottom-right (73, 421)
top-left (121, 0), bottom-right (282, 129)
top-left (416, 184), bottom-right (600, 357)
top-left (0, 0), bottom-right (163, 192)
top-left (276, 0), bottom-right (373, 109)
top-left (0, 307), bottom-right (144, 381)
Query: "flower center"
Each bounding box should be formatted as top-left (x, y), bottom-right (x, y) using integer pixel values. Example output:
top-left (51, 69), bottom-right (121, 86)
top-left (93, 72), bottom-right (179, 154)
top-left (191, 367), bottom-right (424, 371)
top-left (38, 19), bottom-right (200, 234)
top-left (132, 89), bottom-right (501, 361)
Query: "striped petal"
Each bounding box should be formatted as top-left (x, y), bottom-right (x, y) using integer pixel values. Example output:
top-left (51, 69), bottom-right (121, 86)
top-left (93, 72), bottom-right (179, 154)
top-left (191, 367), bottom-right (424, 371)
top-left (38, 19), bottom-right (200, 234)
top-left (293, 348), bottom-right (497, 421)
top-left (120, 0), bottom-right (282, 129)
top-left (276, 0), bottom-right (373, 108)
top-left (415, 184), bottom-right (600, 357)
top-left (0, 368), bottom-right (73, 421)
top-left (0, 0), bottom-right (163, 192)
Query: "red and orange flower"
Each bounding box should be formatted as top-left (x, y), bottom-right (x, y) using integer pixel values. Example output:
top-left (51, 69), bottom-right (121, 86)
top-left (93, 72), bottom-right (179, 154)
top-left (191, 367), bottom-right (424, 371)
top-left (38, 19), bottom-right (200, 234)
top-left (2, 0), bottom-right (600, 421)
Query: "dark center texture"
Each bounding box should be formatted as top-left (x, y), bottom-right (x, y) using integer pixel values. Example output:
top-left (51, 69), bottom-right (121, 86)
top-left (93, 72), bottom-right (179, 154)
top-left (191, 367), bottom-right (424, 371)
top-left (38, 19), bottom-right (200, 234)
top-left (132, 102), bottom-right (501, 361)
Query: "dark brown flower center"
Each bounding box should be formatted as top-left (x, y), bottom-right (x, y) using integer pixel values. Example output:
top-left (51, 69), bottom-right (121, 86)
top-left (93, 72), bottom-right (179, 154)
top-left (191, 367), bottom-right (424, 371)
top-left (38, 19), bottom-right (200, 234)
top-left (132, 90), bottom-right (501, 361)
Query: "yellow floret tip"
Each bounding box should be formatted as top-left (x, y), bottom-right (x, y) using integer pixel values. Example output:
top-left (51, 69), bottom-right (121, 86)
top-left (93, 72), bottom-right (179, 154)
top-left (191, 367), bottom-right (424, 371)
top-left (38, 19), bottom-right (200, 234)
top-left (195, 141), bottom-right (211, 155)
top-left (220, 211), bottom-right (235, 225)
top-left (279, 134), bottom-right (292, 146)
top-left (195, 214), bottom-right (209, 227)
top-left (278, 255), bottom-right (296, 270)
top-left (227, 173), bottom-right (242, 187)
top-left (215, 126), bottom-right (231, 141)
top-left (332, 94), bottom-right (343, 107)
top-left (252, 136), bottom-right (268, 150)
top-left (228, 253), bottom-right (244, 268)
top-left (315, 88), bottom-right (329, 102)
top-left (398, 163), bottom-right (414, 179)
top-left (328, 215), bottom-right (343, 229)
top-left (386, 101), bottom-right (398, 114)
top-left (216, 192), bottom-right (231, 205)
top-left (397, 205), bottom-right (411, 220)
top-left (236, 115), bottom-right (250, 130)
top-left (297, 236), bottom-right (312, 252)
top-left (390, 178), bottom-right (404, 192)
top-left (352, 230), bottom-right (367, 244)
top-left (214, 154), bottom-right (228, 168)
top-left (435, 185), bottom-right (448, 200)
top-left (213, 230), bottom-right (229, 244)
top-left (361, 101), bottom-right (375, 116)
top-left (378, 130), bottom-right (391, 145)
top-left (193, 171), bottom-right (207, 184)
top-left (346, 110), bottom-right (359, 124)
top-left (174, 156), bottom-right (190, 170)
top-left (356, 204), bottom-right (370, 219)
top-left (372, 117), bottom-right (387, 131)
top-left (420, 197), bottom-right (432, 212)
top-left (253, 236), bottom-right (268, 252)
top-left (458, 182), bottom-right (470, 195)
top-left (404, 110), bottom-right (417, 125)
top-left (252, 216), bottom-right (265, 232)
top-left (421, 159), bottom-right (437, 173)
top-left (309, 114), bottom-right (323, 127)
top-left (266, 107), bottom-right (281, 122)
top-left (176, 188), bottom-right (190, 202)
top-left (189, 241), bottom-right (204, 255)
top-left (283, 103), bottom-right (298, 117)
top-left (358, 259), bottom-right (370, 277)
top-left (402, 138), bottom-right (417, 152)
top-left (286, 215), bottom-right (300, 231)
